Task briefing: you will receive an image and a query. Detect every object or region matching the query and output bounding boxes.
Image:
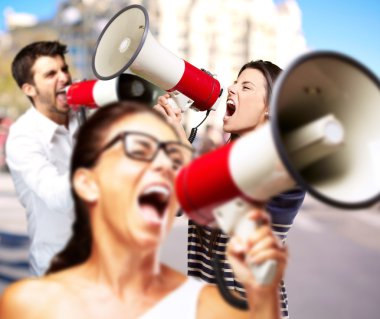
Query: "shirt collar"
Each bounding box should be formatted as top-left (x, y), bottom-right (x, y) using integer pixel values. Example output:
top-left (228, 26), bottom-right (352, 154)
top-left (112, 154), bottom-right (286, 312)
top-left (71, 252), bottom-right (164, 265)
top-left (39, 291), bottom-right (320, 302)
top-left (29, 106), bottom-right (79, 144)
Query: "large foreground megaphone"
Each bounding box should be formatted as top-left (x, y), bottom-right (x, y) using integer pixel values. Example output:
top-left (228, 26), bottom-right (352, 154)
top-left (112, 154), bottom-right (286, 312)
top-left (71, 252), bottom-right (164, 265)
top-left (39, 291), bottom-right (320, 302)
top-left (92, 4), bottom-right (223, 112)
top-left (176, 50), bottom-right (380, 225)
top-left (175, 51), bottom-right (380, 295)
top-left (66, 73), bottom-right (164, 109)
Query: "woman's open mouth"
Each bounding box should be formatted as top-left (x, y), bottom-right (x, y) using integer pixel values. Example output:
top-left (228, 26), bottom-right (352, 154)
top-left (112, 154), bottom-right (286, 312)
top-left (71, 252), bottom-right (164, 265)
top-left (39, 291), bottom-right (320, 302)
top-left (225, 99), bottom-right (236, 117)
top-left (138, 185), bottom-right (170, 225)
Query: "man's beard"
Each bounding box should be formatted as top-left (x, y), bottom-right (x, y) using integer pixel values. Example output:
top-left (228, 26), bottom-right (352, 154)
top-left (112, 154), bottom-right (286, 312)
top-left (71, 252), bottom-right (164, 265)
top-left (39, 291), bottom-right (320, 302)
top-left (35, 87), bottom-right (69, 115)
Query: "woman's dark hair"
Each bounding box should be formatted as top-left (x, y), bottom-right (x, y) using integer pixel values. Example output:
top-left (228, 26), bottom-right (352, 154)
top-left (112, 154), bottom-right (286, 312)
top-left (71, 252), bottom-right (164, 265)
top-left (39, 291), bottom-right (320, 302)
top-left (229, 60), bottom-right (282, 141)
top-left (238, 59), bottom-right (282, 105)
top-left (47, 101), bottom-right (174, 273)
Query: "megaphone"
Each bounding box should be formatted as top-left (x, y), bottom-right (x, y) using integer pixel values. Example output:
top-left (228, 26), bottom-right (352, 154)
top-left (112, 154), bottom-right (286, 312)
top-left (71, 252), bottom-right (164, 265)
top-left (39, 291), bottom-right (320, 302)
top-left (66, 73), bottom-right (164, 109)
top-left (175, 51), bottom-right (380, 289)
top-left (92, 4), bottom-right (223, 113)
top-left (176, 51), bottom-right (380, 223)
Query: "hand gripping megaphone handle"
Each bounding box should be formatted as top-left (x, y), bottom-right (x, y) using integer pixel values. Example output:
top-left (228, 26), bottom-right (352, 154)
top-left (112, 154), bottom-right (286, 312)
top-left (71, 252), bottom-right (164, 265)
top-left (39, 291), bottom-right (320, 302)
top-left (167, 91), bottom-right (194, 113)
top-left (213, 198), bottom-right (277, 285)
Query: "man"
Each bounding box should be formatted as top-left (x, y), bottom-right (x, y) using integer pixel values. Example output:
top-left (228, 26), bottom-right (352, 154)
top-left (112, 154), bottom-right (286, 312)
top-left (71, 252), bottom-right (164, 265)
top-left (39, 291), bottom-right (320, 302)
top-left (6, 41), bottom-right (78, 276)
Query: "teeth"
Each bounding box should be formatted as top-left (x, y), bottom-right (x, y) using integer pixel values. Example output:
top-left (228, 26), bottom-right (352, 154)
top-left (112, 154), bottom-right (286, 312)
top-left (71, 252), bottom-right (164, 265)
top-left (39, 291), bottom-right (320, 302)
top-left (56, 87), bottom-right (67, 95)
top-left (143, 185), bottom-right (170, 198)
top-left (226, 99), bottom-right (235, 106)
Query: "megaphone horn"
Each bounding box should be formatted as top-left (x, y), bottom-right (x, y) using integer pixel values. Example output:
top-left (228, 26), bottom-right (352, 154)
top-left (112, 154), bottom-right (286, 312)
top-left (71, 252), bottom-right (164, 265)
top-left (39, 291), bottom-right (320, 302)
top-left (271, 51), bottom-right (380, 209)
top-left (92, 5), bottom-right (223, 112)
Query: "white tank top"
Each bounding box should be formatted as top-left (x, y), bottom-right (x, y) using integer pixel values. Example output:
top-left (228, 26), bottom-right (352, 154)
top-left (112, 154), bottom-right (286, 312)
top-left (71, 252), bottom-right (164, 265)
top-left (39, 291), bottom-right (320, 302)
top-left (140, 277), bottom-right (207, 319)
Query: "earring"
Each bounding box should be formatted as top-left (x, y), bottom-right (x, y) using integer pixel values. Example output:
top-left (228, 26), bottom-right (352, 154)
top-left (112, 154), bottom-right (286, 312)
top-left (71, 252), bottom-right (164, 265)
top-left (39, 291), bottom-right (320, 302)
top-left (265, 110), bottom-right (270, 118)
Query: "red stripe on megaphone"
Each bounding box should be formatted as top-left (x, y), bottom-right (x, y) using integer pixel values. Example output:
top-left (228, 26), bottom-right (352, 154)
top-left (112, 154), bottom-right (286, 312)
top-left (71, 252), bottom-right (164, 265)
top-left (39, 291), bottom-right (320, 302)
top-left (175, 143), bottom-right (241, 225)
top-left (169, 61), bottom-right (221, 111)
top-left (66, 80), bottom-right (97, 108)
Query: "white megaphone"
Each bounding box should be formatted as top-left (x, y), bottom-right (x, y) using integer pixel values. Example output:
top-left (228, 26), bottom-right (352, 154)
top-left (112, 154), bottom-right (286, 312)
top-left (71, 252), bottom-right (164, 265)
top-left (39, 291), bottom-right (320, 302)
top-left (65, 73), bottom-right (164, 109)
top-left (92, 4), bottom-right (223, 113)
top-left (175, 51), bottom-right (380, 284)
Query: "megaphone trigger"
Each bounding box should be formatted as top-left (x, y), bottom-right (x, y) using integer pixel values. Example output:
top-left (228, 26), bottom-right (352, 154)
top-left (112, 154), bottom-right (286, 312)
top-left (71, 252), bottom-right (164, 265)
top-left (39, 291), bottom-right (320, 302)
top-left (167, 91), bottom-right (194, 113)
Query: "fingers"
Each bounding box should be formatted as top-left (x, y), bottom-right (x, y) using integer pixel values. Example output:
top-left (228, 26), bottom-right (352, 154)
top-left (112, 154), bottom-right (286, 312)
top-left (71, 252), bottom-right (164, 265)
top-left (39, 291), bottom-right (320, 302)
top-left (227, 208), bottom-right (272, 258)
top-left (228, 236), bottom-right (246, 258)
top-left (246, 234), bottom-right (287, 265)
top-left (227, 207), bottom-right (289, 285)
top-left (153, 94), bottom-right (170, 115)
top-left (157, 93), bottom-right (171, 106)
top-left (229, 226), bottom-right (283, 261)
top-left (153, 95), bottom-right (189, 144)
top-left (248, 246), bottom-right (288, 267)
top-left (247, 208), bottom-right (271, 226)
top-left (154, 94), bottom-right (182, 121)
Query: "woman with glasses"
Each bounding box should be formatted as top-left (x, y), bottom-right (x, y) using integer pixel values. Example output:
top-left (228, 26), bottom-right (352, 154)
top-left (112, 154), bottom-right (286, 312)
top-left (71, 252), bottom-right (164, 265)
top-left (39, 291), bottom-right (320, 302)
top-left (155, 60), bottom-right (305, 318)
top-left (0, 101), bottom-right (287, 319)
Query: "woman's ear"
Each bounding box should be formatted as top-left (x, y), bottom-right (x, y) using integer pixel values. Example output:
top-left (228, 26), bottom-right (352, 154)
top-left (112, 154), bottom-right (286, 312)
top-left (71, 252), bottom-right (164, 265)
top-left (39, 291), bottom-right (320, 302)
top-left (73, 168), bottom-right (99, 203)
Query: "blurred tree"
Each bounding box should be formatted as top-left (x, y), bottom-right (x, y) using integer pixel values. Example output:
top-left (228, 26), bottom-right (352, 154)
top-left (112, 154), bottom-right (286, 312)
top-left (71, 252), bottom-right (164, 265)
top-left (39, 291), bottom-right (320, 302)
top-left (0, 48), bottom-right (29, 118)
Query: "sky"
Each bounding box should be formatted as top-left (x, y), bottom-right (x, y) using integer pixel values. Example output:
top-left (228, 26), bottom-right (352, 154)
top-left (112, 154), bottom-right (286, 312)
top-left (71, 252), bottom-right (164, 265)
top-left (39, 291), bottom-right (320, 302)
top-left (0, 0), bottom-right (379, 77)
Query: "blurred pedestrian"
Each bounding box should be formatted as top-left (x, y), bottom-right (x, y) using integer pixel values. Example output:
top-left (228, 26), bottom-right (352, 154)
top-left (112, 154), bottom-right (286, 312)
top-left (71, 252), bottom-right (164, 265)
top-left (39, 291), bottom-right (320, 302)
top-left (197, 124), bottom-right (223, 155)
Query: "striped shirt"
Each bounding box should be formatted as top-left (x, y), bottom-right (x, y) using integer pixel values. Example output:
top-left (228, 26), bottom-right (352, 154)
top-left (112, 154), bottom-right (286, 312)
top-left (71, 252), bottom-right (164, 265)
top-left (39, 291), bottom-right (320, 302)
top-left (187, 188), bottom-right (305, 318)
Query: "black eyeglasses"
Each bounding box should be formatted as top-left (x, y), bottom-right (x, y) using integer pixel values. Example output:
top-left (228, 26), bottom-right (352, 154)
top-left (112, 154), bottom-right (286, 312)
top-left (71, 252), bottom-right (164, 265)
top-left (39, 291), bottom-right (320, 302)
top-left (95, 131), bottom-right (194, 170)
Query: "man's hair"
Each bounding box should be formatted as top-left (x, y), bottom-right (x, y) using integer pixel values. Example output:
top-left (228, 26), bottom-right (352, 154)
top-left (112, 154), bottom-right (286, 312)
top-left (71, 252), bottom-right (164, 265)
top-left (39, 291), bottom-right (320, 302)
top-left (11, 41), bottom-right (68, 88)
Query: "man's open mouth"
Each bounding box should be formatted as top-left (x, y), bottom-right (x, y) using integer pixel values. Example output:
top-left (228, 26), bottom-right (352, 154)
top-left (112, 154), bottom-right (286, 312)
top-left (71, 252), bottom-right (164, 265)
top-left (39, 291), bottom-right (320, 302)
top-left (56, 88), bottom-right (67, 103)
top-left (138, 185), bottom-right (170, 224)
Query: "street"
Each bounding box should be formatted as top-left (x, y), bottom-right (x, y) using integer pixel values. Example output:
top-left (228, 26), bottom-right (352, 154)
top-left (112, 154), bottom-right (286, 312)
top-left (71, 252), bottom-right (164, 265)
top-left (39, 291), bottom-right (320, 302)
top-left (1, 171), bottom-right (380, 318)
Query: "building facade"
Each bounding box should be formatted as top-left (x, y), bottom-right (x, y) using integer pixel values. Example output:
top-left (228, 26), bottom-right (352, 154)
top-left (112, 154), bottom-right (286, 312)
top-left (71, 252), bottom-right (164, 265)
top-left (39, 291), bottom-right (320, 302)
top-left (2, 0), bottom-right (308, 128)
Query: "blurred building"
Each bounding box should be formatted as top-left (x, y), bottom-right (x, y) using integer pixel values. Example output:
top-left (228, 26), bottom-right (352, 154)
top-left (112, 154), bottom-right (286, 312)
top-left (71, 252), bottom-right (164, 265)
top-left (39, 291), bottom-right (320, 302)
top-left (1, 0), bottom-right (307, 127)
top-left (54, 0), bottom-right (307, 129)
top-left (53, 0), bottom-right (307, 81)
top-left (150, 0), bottom-right (307, 83)
top-left (147, 0), bottom-right (308, 128)
top-left (54, 0), bottom-right (307, 79)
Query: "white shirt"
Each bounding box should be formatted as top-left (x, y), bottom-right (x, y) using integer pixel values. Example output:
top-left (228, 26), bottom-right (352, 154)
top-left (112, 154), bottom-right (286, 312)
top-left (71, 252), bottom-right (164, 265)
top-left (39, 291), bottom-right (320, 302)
top-left (6, 106), bottom-right (79, 276)
top-left (140, 277), bottom-right (207, 319)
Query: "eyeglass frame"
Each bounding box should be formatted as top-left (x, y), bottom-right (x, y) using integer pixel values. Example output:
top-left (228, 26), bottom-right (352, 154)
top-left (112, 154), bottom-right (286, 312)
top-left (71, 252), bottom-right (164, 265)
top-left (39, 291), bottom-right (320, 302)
top-left (93, 130), bottom-right (194, 169)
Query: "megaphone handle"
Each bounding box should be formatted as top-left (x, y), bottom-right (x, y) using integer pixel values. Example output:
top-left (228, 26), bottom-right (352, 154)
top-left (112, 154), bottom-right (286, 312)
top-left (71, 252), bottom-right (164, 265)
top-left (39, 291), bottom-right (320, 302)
top-left (234, 214), bottom-right (278, 285)
top-left (213, 198), bottom-right (277, 285)
top-left (75, 106), bottom-right (87, 126)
